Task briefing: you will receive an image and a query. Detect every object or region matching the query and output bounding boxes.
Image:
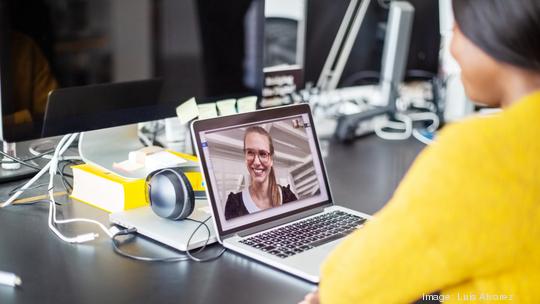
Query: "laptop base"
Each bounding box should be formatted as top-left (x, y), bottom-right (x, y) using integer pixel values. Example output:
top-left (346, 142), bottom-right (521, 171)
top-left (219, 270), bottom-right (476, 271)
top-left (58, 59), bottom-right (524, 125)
top-left (109, 200), bottom-right (217, 251)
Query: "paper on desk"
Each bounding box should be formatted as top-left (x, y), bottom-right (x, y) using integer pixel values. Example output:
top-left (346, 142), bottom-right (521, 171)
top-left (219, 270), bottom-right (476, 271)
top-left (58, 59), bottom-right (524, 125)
top-left (128, 146), bottom-right (164, 164)
top-left (198, 103), bottom-right (218, 119)
top-left (237, 96), bottom-right (258, 113)
top-left (216, 99), bottom-right (237, 116)
top-left (176, 97), bottom-right (199, 124)
top-left (113, 159), bottom-right (145, 172)
top-left (145, 150), bottom-right (187, 172)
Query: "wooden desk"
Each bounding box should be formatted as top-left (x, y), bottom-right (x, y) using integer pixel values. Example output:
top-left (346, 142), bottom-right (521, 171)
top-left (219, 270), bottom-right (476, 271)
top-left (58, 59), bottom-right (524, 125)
top-left (0, 135), bottom-right (424, 304)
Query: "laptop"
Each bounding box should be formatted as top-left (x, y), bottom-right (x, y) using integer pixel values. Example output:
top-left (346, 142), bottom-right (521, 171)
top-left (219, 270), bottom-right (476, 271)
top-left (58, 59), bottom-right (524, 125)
top-left (191, 103), bottom-right (370, 282)
top-left (109, 200), bottom-right (217, 251)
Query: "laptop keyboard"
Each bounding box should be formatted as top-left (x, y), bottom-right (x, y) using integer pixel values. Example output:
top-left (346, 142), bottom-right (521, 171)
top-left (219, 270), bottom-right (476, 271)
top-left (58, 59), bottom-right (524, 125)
top-left (239, 211), bottom-right (366, 258)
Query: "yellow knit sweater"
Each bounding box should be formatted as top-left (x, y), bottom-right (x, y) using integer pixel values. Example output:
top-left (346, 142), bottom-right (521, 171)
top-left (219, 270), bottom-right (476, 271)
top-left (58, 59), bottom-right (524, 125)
top-left (320, 91), bottom-right (540, 303)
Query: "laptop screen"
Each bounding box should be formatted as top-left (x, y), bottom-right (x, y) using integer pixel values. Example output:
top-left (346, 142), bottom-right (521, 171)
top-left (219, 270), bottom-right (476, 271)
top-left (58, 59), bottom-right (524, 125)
top-left (192, 104), bottom-right (333, 236)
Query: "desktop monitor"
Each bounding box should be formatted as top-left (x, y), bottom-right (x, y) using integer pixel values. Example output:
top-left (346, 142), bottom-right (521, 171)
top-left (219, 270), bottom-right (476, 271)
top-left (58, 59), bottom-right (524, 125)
top-left (0, 0), bottom-right (265, 180)
top-left (304, 0), bottom-right (440, 87)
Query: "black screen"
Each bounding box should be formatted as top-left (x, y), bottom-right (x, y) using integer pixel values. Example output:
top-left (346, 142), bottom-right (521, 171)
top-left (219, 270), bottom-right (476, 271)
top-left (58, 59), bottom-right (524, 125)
top-left (0, 0), bottom-right (264, 142)
top-left (304, 0), bottom-right (440, 88)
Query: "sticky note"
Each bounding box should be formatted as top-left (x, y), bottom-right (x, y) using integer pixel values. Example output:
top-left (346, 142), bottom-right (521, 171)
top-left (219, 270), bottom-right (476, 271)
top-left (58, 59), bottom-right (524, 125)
top-left (216, 99), bottom-right (237, 116)
top-left (237, 96), bottom-right (258, 113)
top-left (198, 103), bottom-right (218, 119)
top-left (176, 97), bottom-right (199, 124)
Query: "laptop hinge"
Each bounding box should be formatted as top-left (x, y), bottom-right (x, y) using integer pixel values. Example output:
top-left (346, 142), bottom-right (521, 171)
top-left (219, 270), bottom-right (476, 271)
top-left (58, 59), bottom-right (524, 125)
top-left (237, 206), bottom-right (325, 238)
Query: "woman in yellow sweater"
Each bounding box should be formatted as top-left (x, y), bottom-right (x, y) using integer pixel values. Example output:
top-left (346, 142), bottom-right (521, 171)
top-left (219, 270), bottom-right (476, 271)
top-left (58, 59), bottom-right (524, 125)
top-left (300, 0), bottom-right (540, 303)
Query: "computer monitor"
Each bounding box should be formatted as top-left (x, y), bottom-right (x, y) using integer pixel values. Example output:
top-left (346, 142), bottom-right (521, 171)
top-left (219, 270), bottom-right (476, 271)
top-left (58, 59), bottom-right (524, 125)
top-left (0, 0), bottom-right (264, 180)
top-left (304, 0), bottom-right (440, 88)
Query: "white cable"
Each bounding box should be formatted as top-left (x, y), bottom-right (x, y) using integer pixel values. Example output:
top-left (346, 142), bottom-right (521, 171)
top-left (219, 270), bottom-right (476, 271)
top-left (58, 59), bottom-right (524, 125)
top-left (2, 133), bottom-right (114, 243)
top-left (40, 155), bottom-right (82, 161)
top-left (374, 113), bottom-right (413, 140)
top-left (381, 119), bottom-right (407, 130)
top-left (46, 133), bottom-right (114, 243)
top-left (48, 202), bottom-right (99, 244)
top-left (46, 134), bottom-right (88, 243)
top-left (28, 140), bottom-right (54, 156)
top-left (412, 129), bottom-right (435, 145)
top-left (51, 210), bottom-right (114, 239)
top-left (29, 140), bottom-right (82, 161)
top-left (374, 109), bottom-right (439, 141)
top-left (1, 135), bottom-right (76, 208)
top-left (408, 111), bottom-right (440, 132)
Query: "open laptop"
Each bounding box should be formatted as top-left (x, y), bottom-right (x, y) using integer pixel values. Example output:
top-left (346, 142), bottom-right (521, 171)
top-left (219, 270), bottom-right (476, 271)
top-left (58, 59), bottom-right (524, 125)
top-left (191, 103), bottom-right (370, 282)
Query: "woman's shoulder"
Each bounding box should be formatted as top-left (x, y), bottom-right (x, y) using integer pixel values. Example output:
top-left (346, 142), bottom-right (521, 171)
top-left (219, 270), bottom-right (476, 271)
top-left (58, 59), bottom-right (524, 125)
top-left (425, 114), bottom-right (504, 165)
top-left (436, 101), bottom-right (533, 150)
top-left (224, 192), bottom-right (247, 220)
top-left (393, 111), bottom-right (525, 213)
top-left (280, 184), bottom-right (298, 204)
top-left (225, 192), bottom-right (243, 208)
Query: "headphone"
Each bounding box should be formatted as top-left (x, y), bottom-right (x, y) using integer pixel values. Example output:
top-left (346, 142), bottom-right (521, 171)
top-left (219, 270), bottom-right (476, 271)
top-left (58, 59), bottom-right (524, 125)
top-left (145, 167), bottom-right (198, 220)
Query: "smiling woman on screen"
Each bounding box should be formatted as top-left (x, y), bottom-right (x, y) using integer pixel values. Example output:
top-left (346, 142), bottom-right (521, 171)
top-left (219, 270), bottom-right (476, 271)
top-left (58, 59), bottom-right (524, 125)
top-left (224, 126), bottom-right (297, 220)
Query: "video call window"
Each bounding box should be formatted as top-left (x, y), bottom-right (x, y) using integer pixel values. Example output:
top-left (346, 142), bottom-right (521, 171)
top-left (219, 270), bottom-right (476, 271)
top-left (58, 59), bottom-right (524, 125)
top-left (202, 116), bottom-right (321, 221)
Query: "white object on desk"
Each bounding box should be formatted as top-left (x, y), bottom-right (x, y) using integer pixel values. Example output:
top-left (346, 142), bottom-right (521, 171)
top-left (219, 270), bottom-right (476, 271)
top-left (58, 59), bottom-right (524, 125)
top-left (113, 148), bottom-right (187, 173)
top-left (1, 142), bottom-right (21, 170)
top-left (127, 146), bottom-right (163, 165)
top-left (0, 270), bottom-right (22, 288)
top-left (216, 99), bottom-right (237, 116)
top-left (237, 96), bottom-right (258, 113)
top-left (144, 150), bottom-right (187, 172)
top-left (109, 200), bottom-right (217, 251)
top-left (197, 103), bottom-right (218, 119)
top-left (176, 97), bottom-right (199, 124)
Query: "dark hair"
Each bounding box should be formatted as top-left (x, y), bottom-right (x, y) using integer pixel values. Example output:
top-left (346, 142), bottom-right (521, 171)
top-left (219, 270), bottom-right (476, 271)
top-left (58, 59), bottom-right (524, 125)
top-left (453, 0), bottom-right (540, 71)
top-left (243, 126), bottom-right (281, 207)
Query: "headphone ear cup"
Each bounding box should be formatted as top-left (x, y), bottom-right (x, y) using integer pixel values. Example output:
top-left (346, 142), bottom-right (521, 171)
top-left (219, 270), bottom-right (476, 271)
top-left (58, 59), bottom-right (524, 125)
top-left (172, 169), bottom-right (195, 220)
top-left (148, 168), bottom-right (195, 220)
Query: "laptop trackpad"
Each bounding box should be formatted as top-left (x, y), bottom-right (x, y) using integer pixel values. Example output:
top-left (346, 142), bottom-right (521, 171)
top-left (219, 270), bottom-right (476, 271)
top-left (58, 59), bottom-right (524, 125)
top-left (284, 239), bottom-right (341, 276)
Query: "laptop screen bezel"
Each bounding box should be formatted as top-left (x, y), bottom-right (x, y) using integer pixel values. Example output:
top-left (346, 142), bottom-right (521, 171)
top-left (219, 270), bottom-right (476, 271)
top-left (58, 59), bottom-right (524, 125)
top-left (191, 104), bottom-right (334, 237)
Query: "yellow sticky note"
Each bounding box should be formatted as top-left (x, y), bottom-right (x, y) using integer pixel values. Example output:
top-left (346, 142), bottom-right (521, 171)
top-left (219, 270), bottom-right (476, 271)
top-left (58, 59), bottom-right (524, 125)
top-left (198, 103), bottom-right (218, 119)
top-left (237, 96), bottom-right (258, 113)
top-left (176, 97), bottom-right (199, 124)
top-left (216, 99), bottom-right (237, 116)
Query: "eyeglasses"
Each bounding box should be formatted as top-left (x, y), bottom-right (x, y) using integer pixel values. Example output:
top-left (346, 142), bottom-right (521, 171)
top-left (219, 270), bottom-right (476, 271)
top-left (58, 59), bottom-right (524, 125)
top-left (244, 148), bottom-right (271, 164)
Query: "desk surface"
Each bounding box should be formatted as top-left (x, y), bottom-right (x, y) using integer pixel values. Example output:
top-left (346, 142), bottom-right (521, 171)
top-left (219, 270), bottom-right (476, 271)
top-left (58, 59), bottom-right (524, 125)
top-left (0, 135), bottom-right (424, 304)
